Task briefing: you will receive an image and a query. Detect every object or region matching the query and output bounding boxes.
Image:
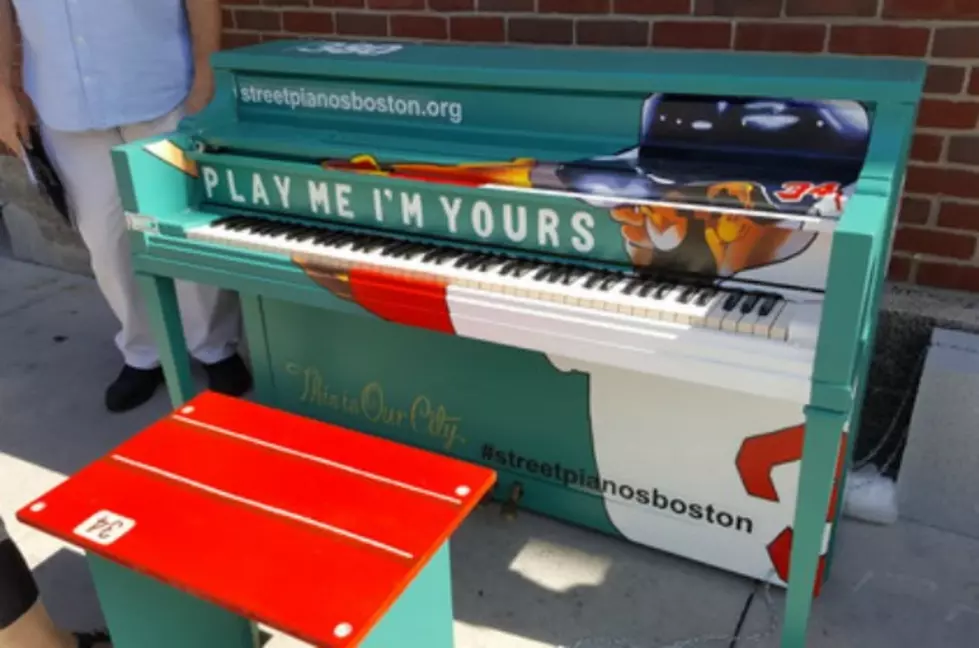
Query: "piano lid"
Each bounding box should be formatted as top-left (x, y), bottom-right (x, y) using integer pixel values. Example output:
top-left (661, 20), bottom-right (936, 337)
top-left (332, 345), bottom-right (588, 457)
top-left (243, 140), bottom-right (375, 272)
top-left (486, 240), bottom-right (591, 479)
top-left (180, 39), bottom-right (890, 225)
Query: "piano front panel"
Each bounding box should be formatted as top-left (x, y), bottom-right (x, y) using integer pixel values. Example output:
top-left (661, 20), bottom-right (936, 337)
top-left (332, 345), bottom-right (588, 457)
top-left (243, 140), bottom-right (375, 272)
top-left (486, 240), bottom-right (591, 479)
top-left (256, 296), bottom-right (846, 589)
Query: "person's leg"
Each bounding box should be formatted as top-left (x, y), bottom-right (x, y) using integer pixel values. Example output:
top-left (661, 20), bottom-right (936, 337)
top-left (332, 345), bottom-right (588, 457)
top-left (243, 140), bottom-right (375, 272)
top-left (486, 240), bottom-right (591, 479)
top-left (0, 519), bottom-right (109, 648)
top-left (39, 122), bottom-right (166, 412)
top-left (40, 111), bottom-right (250, 413)
top-left (120, 107), bottom-right (251, 396)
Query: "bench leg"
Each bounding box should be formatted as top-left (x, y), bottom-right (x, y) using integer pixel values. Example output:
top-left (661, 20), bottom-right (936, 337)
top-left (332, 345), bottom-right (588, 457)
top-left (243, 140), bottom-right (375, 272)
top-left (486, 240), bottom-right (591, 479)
top-left (361, 542), bottom-right (455, 648)
top-left (135, 273), bottom-right (196, 407)
top-left (86, 554), bottom-right (258, 648)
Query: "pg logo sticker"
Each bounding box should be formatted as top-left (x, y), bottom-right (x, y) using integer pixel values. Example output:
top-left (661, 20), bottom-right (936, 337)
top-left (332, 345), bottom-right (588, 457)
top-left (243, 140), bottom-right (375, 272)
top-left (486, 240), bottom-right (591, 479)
top-left (73, 511), bottom-right (136, 546)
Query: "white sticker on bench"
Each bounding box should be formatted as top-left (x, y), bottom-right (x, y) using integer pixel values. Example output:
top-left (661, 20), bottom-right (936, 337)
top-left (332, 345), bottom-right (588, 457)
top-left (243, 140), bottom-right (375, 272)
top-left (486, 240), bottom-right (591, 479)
top-left (74, 510), bottom-right (137, 546)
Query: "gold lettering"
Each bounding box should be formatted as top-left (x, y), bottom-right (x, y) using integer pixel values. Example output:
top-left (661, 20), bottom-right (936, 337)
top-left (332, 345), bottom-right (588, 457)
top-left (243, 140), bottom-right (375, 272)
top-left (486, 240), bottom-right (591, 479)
top-left (287, 364), bottom-right (463, 446)
top-left (410, 395), bottom-right (464, 451)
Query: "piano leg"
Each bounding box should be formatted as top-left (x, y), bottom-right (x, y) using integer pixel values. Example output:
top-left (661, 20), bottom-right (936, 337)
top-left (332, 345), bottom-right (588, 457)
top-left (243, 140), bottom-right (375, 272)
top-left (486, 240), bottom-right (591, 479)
top-left (135, 273), bottom-right (196, 406)
top-left (780, 406), bottom-right (848, 648)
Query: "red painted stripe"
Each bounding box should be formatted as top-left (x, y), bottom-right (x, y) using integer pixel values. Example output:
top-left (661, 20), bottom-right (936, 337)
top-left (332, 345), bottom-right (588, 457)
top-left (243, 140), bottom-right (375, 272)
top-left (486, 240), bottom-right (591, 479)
top-left (171, 394), bottom-right (479, 504)
top-left (116, 421), bottom-right (460, 559)
top-left (348, 269), bottom-right (455, 335)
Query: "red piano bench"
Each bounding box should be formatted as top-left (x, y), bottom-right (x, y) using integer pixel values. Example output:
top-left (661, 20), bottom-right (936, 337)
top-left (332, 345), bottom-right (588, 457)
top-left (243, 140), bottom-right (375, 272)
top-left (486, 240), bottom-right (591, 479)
top-left (16, 391), bottom-right (496, 648)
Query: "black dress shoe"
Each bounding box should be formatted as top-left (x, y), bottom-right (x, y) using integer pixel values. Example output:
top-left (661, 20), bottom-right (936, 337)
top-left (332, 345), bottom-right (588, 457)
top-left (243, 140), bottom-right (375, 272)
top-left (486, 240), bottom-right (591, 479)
top-left (105, 365), bottom-right (164, 413)
top-left (74, 630), bottom-right (111, 648)
top-left (202, 353), bottom-right (253, 397)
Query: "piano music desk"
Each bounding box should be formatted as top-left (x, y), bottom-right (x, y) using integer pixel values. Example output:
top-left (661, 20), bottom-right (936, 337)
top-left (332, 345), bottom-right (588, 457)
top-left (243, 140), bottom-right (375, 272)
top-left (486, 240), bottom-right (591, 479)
top-left (16, 391), bottom-right (497, 648)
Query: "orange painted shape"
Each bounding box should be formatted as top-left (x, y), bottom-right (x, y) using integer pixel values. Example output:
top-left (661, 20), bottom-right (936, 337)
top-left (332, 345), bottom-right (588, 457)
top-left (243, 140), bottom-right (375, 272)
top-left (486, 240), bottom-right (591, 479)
top-left (348, 268), bottom-right (456, 335)
top-left (735, 425), bottom-right (805, 502)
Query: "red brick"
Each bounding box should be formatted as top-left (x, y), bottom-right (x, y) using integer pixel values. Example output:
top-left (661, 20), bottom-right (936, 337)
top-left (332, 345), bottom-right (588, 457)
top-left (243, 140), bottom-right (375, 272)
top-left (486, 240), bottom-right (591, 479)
top-left (479, 0), bottom-right (534, 11)
top-left (900, 197), bottom-right (933, 225)
top-left (429, 0), bottom-right (474, 9)
top-left (367, 0), bottom-right (425, 8)
top-left (949, 136), bottom-right (979, 166)
top-left (222, 32), bottom-right (263, 48)
top-left (695, 0), bottom-right (781, 16)
top-left (222, 9), bottom-right (236, 29)
top-left (937, 202), bottom-right (979, 231)
top-left (540, 0), bottom-right (610, 11)
top-left (912, 134), bottom-right (945, 163)
top-left (234, 9), bottom-right (283, 31)
top-left (785, 0), bottom-right (880, 15)
top-left (893, 226), bottom-right (977, 259)
top-left (916, 262), bottom-right (979, 292)
top-left (312, 0), bottom-right (364, 6)
top-left (883, 0), bottom-right (979, 19)
top-left (262, 0), bottom-right (311, 5)
top-left (450, 16), bottom-right (505, 41)
top-left (829, 26), bottom-right (929, 57)
top-left (391, 14), bottom-right (447, 38)
top-left (614, 0), bottom-right (691, 13)
top-left (888, 255), bottom-right (913, 282)
top-left (577, 19), bottom-right (650, 46)
top-left (336, 11), bottom-right (389, 35)
top-left (652, 20), bottom-right (731, 49)
top-left (933, 27), bottom-right (979, 59)
top-left (907, 165), bottom-right (979, 200)
top-left (971, 69), bottom-right (979, 95)
top-left (283, 10), bottom-right (335, 33)
top-left (508, 17), bottom-right (574, 44)
top-left (925, 65), bottom-right (967, 95)
top-left (735, 23), bottom-right (827, 53)
top-left (917, 99), bottom-right (979, 130)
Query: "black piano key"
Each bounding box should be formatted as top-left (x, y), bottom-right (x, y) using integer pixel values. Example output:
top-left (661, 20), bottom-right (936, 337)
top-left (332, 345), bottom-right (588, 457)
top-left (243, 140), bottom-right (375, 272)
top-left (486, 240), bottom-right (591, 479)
top-left (654, 283), bottom-right (674, 300)
top-left (453, 252), bottom-right (478, 268)
top-left (638, 280), bottom-right (659, 297)
top-left (600, 274), bottom-right (624, 291)
top-left (695, 288), bottom-right (718, 307)
top-left (512, 262), bottom-right (538, 278)
top-left (563, 268), bottom-right (587, 285)
top-left (533, 265), bottom-right (554, 281)
top-left (622, 278), bottom-right (644, 295)
top-left (498, 260), bottom-right (519, 276)
top-left (381, 241), bottom-right (412, 256)
top-left (739, 293), bottom-right (761, 314)
top-left (723, 291), bottom-right (743, 311)
top-left (583, 273), bottom-right (601, 289)
top-left (758, 295), bottom-right (780, 317)
top-left (678, 286), bottom-right (698, 304)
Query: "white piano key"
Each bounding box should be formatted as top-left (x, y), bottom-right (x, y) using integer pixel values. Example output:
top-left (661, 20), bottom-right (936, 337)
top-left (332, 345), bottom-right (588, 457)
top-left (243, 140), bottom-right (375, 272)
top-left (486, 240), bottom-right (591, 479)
top-left (752, 299), bottom-right (786, 338)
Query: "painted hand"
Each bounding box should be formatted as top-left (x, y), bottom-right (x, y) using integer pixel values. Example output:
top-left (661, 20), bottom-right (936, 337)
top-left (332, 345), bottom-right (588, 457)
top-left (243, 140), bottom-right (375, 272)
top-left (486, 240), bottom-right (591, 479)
top-left (609, 203), bottom-right (689, 267)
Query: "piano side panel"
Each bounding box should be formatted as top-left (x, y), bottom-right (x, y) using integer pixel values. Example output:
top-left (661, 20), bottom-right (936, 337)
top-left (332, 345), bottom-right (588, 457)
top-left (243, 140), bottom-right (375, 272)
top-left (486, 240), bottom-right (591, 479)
top-left (248, 295), bottom-right (847, 590)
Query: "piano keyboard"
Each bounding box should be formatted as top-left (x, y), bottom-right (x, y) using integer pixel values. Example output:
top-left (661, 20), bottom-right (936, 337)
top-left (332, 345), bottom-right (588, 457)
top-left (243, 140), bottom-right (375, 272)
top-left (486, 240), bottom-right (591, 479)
top-left (188, 215), bottom-right (821, 346)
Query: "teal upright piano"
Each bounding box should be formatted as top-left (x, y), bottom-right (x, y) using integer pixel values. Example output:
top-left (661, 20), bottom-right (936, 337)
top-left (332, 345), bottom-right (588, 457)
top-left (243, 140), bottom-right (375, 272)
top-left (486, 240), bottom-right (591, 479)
top-left (112, 39), bottom-right (925, 647)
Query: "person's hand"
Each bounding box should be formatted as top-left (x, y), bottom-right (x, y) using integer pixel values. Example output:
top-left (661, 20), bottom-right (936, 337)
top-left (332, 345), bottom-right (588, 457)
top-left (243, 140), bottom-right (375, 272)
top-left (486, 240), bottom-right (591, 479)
top-left (0, 85), bottom-right (29, 155)
top-left (183, 65), bottom-right (215, 115)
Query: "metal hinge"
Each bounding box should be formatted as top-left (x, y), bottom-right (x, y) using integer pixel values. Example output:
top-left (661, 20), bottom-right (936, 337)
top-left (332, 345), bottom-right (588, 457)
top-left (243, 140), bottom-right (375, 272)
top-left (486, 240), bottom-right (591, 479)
top-left (125, 212), bottom-right (159, 234)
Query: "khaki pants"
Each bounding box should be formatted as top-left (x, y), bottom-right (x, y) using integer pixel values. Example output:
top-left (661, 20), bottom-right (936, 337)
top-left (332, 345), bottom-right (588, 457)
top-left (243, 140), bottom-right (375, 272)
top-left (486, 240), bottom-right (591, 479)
top-left (40, 108), bottom-right (241, 369)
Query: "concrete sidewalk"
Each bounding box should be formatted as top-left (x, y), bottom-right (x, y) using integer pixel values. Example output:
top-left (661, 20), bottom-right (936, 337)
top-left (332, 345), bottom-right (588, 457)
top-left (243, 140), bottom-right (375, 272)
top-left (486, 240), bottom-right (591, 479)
top-left (2, 255), bottom-right (978, 648)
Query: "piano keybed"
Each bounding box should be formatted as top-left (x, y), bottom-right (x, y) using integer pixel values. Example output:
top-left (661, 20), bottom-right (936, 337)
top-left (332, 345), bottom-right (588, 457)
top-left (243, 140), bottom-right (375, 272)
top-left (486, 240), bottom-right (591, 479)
top-left (189, 214), bottom-right (820, 347)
